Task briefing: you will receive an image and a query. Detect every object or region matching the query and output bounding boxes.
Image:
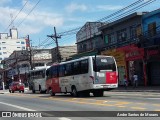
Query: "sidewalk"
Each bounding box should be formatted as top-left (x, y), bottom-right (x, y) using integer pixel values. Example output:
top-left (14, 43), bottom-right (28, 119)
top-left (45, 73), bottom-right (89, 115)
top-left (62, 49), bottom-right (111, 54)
top-left (111, 86), bottom-right (160, 92)
top-left (0, 89), bottom-right (9, 94)
top-left (0, 87), bottom-right (29, 94)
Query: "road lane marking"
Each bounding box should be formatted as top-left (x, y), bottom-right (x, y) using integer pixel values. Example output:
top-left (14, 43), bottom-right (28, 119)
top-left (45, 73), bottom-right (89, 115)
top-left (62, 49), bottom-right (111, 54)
top-left (114, 102), bottom-right (131, 106)
top-left (117, 106), bottom-right (126, 108)
top-left (0, 102), bottom-right (36, 111)
top-left (154, 110), bottom-right (160, 111)
top-left (0, 101), bottom-right (54, 117)
top-left (3, 94), bottom-right (143, 108)
top-left (131, 107), bottom-right (146, 110)
top-left (147, 98), bottom-right (160, 99)
top-left (48, 98), bottom-right (114, 106)
top-left (136, 103), bottom-right (146, 105)
top-left (152, 104), bottom-right (160, 107)
top-left (58, 117), bottom-right (71, 120)
top-left (5, 93), bottom-right (160, 110)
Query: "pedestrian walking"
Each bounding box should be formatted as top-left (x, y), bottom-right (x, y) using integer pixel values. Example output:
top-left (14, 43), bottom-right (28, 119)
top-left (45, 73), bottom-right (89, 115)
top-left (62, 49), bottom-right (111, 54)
top-left (123, 75), bottom-right (128, 89)
top-left (133, 72), bottom-right (138, 88)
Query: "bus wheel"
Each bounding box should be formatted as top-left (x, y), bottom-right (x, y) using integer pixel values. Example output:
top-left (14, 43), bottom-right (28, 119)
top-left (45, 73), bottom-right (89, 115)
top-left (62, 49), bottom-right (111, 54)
top-left (93, 90), bottom-right (104, 97)
top-left (49, 89), bottom-right (55, 96)
top-left (72, 87), bottom-right (78, 97)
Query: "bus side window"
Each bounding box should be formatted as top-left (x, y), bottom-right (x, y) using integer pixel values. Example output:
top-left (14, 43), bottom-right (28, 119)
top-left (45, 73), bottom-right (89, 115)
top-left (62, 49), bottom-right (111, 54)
top-left (51, 66), bottom-right (58, 78)
top-left (81, 59), bottom-right (88, 74)
top-left (57, 66), bottom-right (59, 77)
top-left (65, 63), bottom-right (73, 76)
top-left (59, 65), bottom-right (65, 77)
top-left (50, 66), bottom-right (53, 78)
top-left (73, 61), bottom-right (81, 75)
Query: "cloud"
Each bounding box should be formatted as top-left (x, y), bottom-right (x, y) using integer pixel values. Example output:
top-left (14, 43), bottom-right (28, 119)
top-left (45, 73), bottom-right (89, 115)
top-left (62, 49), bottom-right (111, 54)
top-left (17, 11), bottom-right (64, 36)
top-left (18, 24), bottom-right (42, 35)
top-left (0, 0), bottom-right (11, 6)
top-left (0, 3), bottom-right (64, 36)
top-left (65, 3), bottom-right (87, 13)
top-left (34, 12), bottom-right (64, 26)
top-left (96, 5), bottom-right (123, 11)
top-left (0, 7), bottom-right (18, 29)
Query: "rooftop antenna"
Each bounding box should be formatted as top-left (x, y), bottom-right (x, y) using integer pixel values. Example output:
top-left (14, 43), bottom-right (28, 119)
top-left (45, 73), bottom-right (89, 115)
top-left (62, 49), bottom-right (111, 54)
top-left (10, 13), bottom-right (15, 28)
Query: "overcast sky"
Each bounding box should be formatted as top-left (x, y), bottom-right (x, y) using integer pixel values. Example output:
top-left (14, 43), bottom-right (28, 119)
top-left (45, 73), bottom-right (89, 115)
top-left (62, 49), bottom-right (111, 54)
top-left (0, 0), bottom-right (159, 48)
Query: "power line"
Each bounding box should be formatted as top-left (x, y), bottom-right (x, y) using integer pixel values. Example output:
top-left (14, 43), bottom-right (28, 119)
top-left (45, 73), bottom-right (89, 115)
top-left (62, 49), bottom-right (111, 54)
top-left (42, 41), bottom-right (54, 49)
top-left (57, 0), bottom-right (156, 37)
top-left (97, 0), bottom-right (144, 22)
top-left (36, 0), bottom-right (155, 50)
top-left (38, 0), bottom-right (151, 48)
top-left (38, 37), bottom-right (50, 48)
top-left (4, 0), bottom-right (29, 32)
top-left (57, 0), bottom-right (145, 36)
top-left (17, 0), bottom-right (41, 27)
top-left (75, 0), bottom-right (156, 42)
top-left (105, 0), bottom-right (156, 23)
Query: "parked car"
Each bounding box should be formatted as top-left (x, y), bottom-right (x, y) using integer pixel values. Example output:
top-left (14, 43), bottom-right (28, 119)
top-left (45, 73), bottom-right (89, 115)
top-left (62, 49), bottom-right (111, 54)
top-left (9, 82), bottom-right (25, 93)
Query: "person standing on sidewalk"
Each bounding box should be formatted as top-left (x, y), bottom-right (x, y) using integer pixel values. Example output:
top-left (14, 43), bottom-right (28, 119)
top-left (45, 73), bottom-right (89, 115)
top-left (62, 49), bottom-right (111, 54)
top-left (123, 75), bottom-right (128, 89)
top-left (133, 72), bottom-right (138, 88)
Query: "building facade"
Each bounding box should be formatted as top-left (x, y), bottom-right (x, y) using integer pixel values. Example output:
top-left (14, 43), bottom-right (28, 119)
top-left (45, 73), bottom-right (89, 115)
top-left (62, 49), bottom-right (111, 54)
top-left (73, 22), bottom-right (104, 59)
top-left (0, 28), bottom-right (27, 68)
top-left (141, 9), bottom-right (160, 85)
top-left (100, 12), bottom-right (147, 85)
top-left (51, 45), bottom-right (77, 63)
top-left (31, 49), bottom-right (52, 69)
top-left (1, 48), bottom-right (52, 88)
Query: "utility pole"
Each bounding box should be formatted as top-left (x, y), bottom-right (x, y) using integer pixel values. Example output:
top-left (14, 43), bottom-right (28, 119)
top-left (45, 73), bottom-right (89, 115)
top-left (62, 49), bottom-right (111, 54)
top-left (15, 51), bottom-right (20, 82)
top-left (28, 35), bottom-right (33, 70)
top-left (47, 27), bottom-right (61, 63)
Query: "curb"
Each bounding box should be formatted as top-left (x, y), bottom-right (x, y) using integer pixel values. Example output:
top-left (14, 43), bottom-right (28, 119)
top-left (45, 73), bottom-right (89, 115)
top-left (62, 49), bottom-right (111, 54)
top-left (110, 90), bottom-right (160, 92)
top-left (0, 90), bottom-right (10, 94)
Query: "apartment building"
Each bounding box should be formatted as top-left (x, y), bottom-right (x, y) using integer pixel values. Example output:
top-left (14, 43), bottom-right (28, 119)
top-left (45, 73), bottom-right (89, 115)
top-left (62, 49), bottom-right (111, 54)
top-left (76, 22), bottom-right (104, 54)
top-left (0, 28), bottom-right (27, 68)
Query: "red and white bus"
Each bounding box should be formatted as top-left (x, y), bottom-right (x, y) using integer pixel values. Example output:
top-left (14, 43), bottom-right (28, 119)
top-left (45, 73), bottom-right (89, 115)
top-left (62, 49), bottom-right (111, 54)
top-left (46, 55), bottom-right (118, 97)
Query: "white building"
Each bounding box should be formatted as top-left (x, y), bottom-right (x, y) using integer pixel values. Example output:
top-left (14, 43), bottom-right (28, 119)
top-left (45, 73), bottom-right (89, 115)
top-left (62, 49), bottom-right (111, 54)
top-left (0, 28), bottom-right (26, 67)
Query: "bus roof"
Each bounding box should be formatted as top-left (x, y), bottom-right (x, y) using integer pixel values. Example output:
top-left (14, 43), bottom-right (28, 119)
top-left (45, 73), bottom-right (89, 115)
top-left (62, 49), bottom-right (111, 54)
top-left (59, 55), bottom-right (114, 64)
top-left (29, 66), bottom-right (50, 72)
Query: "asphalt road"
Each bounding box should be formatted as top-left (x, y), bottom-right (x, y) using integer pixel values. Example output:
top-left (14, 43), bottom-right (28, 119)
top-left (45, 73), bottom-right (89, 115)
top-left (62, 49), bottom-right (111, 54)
top-left (0, 91), bottom-right (160, 120)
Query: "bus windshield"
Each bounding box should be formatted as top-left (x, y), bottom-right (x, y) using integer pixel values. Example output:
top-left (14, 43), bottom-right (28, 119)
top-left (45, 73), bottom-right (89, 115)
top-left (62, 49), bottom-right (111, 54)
top-left (93, 57), bottom-right (116, 72)
top-left (30, 70), bottom-right (45, 80)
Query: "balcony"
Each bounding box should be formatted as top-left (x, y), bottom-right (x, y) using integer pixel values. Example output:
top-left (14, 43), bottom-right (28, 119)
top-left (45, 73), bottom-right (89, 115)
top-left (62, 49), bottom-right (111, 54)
top-left (140, 27), bottom-right (160, 48)
top-left (102, 36), bottom-right (139, 50)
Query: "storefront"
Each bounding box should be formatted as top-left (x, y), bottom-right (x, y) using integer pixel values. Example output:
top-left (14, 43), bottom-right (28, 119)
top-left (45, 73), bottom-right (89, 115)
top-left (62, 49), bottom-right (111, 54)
top-left (117, 45), bottom-right (146, 86)
top-left (101, 49), bottom-right (126, 85)
top-left (146, 49), bottom-right (160, 85)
